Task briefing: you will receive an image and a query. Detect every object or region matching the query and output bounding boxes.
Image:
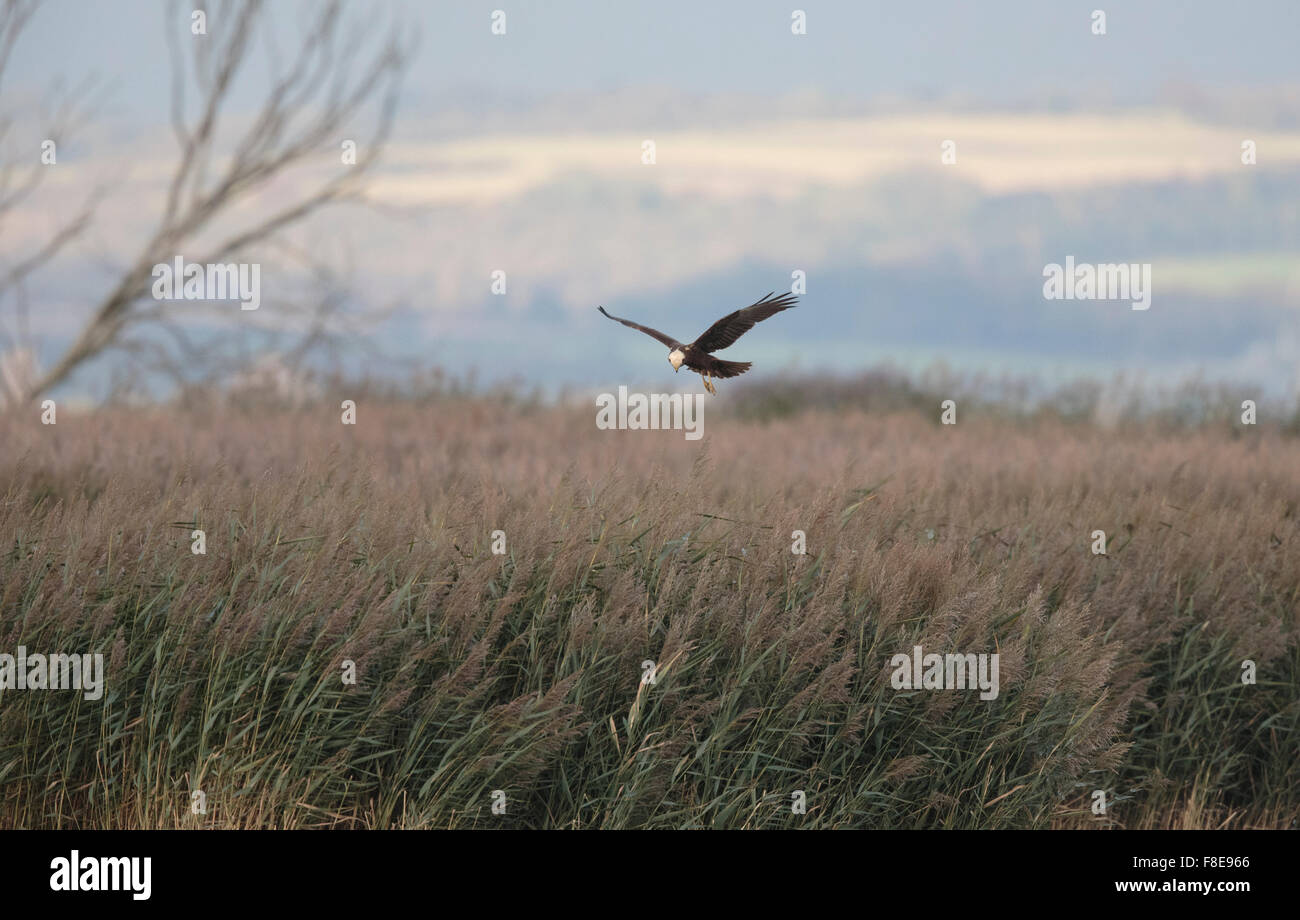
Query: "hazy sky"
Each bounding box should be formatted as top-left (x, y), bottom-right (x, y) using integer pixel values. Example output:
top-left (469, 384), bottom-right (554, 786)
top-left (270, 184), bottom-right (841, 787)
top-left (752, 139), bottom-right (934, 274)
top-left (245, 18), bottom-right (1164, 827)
top-left (11, 1), bottom-right (1300, 114)
top-left (5, 1), bottom-right (1300, 400)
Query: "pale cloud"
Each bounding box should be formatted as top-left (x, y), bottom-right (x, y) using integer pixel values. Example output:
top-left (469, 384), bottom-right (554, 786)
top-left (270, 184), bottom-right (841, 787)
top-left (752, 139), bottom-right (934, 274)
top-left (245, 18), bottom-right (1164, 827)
top-left (368, 111), bottom-right (1300, 207)
top-left (8, 106), bottom-right (1300, 366)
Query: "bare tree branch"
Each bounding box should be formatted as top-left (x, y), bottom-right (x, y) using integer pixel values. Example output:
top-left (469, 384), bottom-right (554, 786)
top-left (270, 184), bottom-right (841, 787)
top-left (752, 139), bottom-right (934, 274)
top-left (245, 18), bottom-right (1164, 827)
top-left (16, 0), bottom-right (413, 402)
top-left (0, 0), bottom-right (106, 396)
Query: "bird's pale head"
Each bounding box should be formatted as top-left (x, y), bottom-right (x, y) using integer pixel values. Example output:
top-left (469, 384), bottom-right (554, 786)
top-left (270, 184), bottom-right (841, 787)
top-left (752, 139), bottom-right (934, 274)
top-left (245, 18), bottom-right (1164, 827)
top-left (668, 348), bottom-right (685, 370)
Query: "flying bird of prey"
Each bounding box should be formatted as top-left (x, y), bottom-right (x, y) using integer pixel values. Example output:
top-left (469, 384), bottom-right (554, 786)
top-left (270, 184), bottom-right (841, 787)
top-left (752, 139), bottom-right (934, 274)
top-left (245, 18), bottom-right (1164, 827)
top-left (597, 291), bottom-right (798, 394)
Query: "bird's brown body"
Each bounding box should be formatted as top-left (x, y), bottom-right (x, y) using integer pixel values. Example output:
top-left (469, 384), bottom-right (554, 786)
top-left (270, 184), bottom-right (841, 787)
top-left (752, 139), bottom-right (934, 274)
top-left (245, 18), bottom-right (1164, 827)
top-left (597, 292), bottom-right (797, 394)
top-left (680, 344), bottom-right (751, 380)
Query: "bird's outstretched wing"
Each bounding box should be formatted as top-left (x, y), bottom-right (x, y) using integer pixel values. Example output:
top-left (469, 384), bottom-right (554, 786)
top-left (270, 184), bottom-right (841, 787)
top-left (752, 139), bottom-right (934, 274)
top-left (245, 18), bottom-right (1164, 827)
top-left (597, 306), bottom-right (683, 349)
top-left (691, 291), bottom-right (798, 354)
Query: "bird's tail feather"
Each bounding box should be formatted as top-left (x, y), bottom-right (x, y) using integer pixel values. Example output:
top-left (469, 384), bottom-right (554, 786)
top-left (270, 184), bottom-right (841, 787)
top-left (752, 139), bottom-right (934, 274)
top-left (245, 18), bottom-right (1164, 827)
top-left (708, 358), bottom-right (752, 379)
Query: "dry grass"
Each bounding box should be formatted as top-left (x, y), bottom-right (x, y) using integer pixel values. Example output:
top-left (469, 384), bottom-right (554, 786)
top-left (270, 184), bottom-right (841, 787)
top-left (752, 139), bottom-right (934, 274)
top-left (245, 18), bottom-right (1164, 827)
top-left (0, 395), bottom-right (1296, 828)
